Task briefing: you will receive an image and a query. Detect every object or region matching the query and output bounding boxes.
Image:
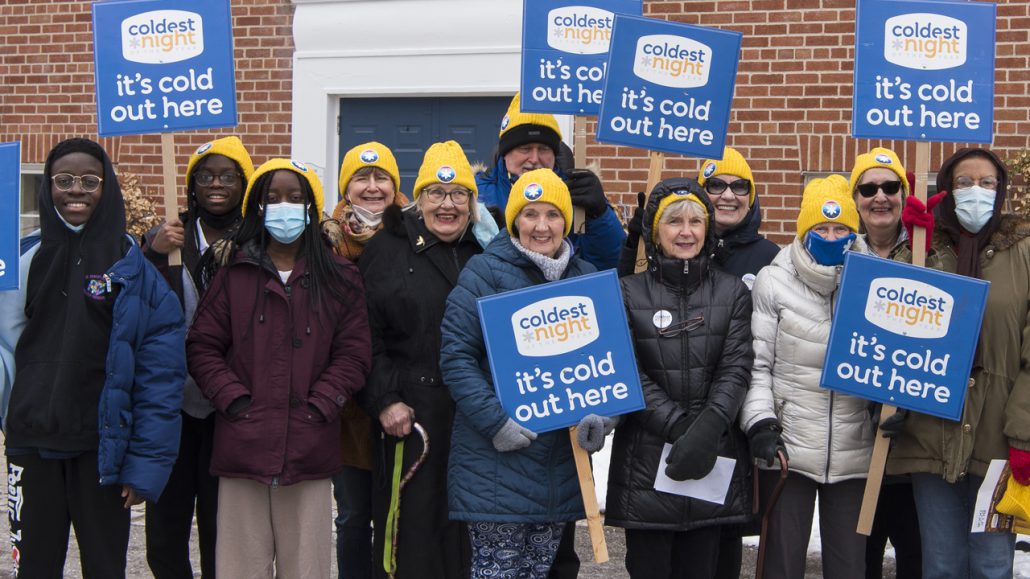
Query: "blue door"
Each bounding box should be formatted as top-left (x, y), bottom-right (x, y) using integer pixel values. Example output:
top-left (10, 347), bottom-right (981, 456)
top-left (338, 96), bottom-right (511, 198)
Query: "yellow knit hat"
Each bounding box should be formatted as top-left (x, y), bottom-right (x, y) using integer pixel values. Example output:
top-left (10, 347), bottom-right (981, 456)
top-left (506, 168), bottom-right (573, 237)
top-left (413, 141), bottom-right (478, 200)
top-left (185, 136), bottom-right (255, 191)
top-left (242, 159), bottom-right (325, 216)
top-left (796, 174), bottom-right (859, 239)
top-left (849, 147), bottom-right (908, 198)
top-left (697, 146), bottom-right (756, 207)
top-left (651, 192), bottom-right (709, 244)
top-left (338, 142), bottom-right (401, 201)
top-left (497, 93), bottom-right (563, 158)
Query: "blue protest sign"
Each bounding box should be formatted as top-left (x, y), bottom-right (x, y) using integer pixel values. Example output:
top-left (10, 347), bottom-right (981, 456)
top-left (595, 15), bottom-right (741, 158)
top-left (92, 0), bottom-right (237, 136)
top-left (821, 253), bottom-right (989, 421)
top-left (477, 269), bottom-right (644, 433)
top-left (852, 0), bottom-right (996, 143)
top-left (0, 142), bottom-right (19, 292)
top-left (520, 0), bottom-right (642, 116)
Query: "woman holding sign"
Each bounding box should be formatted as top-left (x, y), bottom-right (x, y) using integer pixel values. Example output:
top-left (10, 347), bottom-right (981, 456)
top-left (606, 178), bottom-right (755, 579)
top-left (886, 147), bottom-right (1029, 578)
top-left (440, 169), bottom-right (613, 578)
top-left (740, 175), bottom-right (873, 579)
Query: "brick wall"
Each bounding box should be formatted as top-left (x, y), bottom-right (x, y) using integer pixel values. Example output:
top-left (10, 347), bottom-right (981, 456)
top-left (0, 0), bottom-right (294, 210)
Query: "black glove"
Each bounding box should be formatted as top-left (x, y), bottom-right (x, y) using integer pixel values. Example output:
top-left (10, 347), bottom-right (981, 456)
top-left (665, 409), bottom-right (726, 481)
top-left (227, 395), bottom-right (252, 417)
top-left (565, 169), bottom-right (608, 220)
top-left (748, 418), bottom-right (787, 467)
top-left (627, 191), bottom-right (645, 238)
top-left (870, 404), bottom-right (908, 438)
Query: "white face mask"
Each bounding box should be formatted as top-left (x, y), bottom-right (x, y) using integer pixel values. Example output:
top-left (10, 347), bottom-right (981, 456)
top-left (952, 186), bottom-right (995, 233)
top-left (351, 204), bottom-right (384, 228)
top-left (54, 206), bottom-right (85, 232)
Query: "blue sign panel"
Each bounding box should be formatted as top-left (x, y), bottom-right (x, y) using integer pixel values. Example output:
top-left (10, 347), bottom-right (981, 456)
top-left (821, 253), bottom-right (989, 422)
top-left (92, 0), bottom-right (237, 136)
top-left (596, 15), bottom-right (741, 158)
top-left (0, 142), bottom-right (19, 292)
top-left (520, 0), bottom-right (643, 116)
top-left (852, 0), bottom-right (996, 143)
top-left (477, 270), bottom-right (644, 433)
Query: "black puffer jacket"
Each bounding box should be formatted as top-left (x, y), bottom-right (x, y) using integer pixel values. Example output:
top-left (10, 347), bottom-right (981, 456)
top-left (606, 178), bottom-right (754, 531)
top-left (711, 196), bottom-right (780, 289)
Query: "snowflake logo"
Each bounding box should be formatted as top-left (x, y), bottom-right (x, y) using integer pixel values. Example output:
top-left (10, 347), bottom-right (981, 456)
top-left (521, 330), bottom-right (535, 343)
top-left (638, 55), bottom-right (652, 67)
top-left (437, 166), bottom-right (455, 183)
top-left (360, 149), bottom-right (379, 164)
top-left (873, 299), bottom-right (886, 313)
top-left (523, 183), bottom-right (544, 201)
top-left (822, 200), bottom-right (841, 219)
top-left (552, 27), bottom-right (564, 39)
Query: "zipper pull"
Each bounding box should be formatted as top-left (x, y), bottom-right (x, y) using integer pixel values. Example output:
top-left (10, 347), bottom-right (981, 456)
top-left (271, 476), bottom-right (280, 490)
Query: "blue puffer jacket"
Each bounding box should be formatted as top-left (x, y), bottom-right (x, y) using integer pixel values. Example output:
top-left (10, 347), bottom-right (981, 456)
top-left (440, 234), bottom-right (595, 523)
top-left (0, 232), bottom-right (185, 502)
top-left (475, 158), bottom-right (625, 271)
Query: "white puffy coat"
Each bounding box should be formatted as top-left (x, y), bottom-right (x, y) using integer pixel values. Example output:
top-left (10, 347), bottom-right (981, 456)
top-left (740, 238), bottom-right (875, 483)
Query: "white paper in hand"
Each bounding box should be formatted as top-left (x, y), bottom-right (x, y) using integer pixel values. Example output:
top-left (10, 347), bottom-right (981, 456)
top-left (654, 443), bottom-right (735, 505)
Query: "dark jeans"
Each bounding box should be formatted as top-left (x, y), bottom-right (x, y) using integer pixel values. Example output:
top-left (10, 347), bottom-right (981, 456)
top-left (547, 521), bottom-right (580, 578)
top-left (865, 479), bottom-right (922, 579)
top-left (333, 465), bottom-right (373, 579)
top-left (624, 526), bottom-right (721, 578)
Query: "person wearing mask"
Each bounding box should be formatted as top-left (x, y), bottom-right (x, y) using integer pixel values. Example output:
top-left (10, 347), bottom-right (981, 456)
top-left (0, 137), bottom-right (185, 578)
top-left (440, 169), bottom-right (613, 578)
top-left (887, 147), bottom-right (1030, 578)
top-left (187, 159), bottom-right (371, 579)
top-left (741, 175), bottom-right (872, 579)
top-left (358, 141), bottom-right (490, 578)
top-left (476, 93), bottom-right (624, 272)
top-left (606, 178), bottom-right (754, 578)
top-left (142, 135), bottom-right (255, 579)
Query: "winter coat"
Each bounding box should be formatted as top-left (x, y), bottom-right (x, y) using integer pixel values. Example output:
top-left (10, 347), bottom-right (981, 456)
top-left (606, 182), bottom-right (755, 531)
top-left (475, 157), bottom-right (624, 271)
top-left (440, 234), bottom-right (595, 522)
top-left (186, 242), bottom-right (371, 486)
top-left (0, 233), bottom-right (186, 502)
top-left (711, 197), bottom-right (780, 289)
top-left (887, 215), bottom-right (1030, 481)
top-left (740, 236), bottom-right (876, 484)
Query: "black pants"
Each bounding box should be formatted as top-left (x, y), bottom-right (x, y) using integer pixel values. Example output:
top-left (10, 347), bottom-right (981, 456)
top-left (865, 480), bottom-right (922, 579)
top-left (624, 526), bottom-right (721, 578)
top-left (547, 521), bottom-right (580, 578)
top-left (145, 413), bottom-right (219, 579)
top-left (7, 452), bottom-right (130, 579)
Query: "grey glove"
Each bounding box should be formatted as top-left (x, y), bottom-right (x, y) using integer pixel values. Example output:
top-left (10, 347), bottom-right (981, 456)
top-left (492, 418), bottom-right (538, 452)
top-left (576, 414), bottom-right (619, 453)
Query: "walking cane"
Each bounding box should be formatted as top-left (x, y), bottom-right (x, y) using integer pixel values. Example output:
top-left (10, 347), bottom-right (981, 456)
top-left (755, 450), bottom-right (789, 579)
top-left (383, 422), bottom-right (430, 579)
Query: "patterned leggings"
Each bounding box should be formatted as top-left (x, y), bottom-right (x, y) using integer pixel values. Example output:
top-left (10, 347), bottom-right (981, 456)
top-left (468, 521), bottom-right (564, 579)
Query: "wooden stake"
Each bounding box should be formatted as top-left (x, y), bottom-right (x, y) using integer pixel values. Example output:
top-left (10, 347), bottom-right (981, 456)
top-left (160, 133), bottom-right (181, 266)
top-left (856, 141), bottom-right (930, 536)
top-left (573, 116), bottom-right (588, 234)
top-left (569, 427), bottom-right (609, 563)
top-left (633, 152), bottom-right (665, 274)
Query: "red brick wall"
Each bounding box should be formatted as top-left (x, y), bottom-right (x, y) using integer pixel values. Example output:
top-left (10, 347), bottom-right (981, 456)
top-left (0, 0), bottom-right (294, 209)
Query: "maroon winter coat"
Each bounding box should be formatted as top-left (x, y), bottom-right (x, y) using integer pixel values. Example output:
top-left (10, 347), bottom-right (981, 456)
top-left (186, 246), bottom-right (371, 486)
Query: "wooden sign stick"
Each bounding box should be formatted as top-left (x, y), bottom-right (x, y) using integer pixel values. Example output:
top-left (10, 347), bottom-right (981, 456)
top-left (573, 116), bottom-right (588, 234)
top-left (160, 132), bottom-right (181, 267)
top-left (569, 427), bottom-right (609, 563)
top-left (633, 151), bottom-right (665, 274)
top-left (856, 141), bottom-right (930, 536)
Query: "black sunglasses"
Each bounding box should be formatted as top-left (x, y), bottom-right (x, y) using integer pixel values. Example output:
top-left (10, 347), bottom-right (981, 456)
top-left (856, 180), bottom-right (903, 198)
top-left (704, 178), bottom-right (750, 196)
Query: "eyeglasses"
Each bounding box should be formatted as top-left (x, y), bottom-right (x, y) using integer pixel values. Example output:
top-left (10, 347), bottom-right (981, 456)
top-left (953, 176), bottom-right (998, 190)
top-left (657, 315), bottom-right (705, 338)
top-left (704, 179), bottom-right (750, 196)
top-left (422, 188), bottom-right (471, 204)
top-left (52, 173), bottom-right (103, 193)
top-left (856, 180), bottom-right (903, 198)
top-left (195, 172), bottom-right (241, 186)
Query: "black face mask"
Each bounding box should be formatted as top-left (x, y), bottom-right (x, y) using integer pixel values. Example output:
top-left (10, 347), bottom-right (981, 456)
top-left (194, 199), bottom-right (241, 230)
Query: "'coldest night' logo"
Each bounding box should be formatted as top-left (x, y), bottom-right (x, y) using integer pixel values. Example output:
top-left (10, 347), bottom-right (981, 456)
top-left (360, 149), bottom-right (379, 164)
top-left (437, 166), bottom-right (455, 183)
top-left (524, 183), bottom-right (544, 201)
top-left (546, 6), bottom-right (615, 55)
top-left (865, 278), bottom-right (953, 338)
top-left (884, 13), bottom-right (967, 70)
top-left (822, 200), bottom-right (842, 220)
top-left (122, 10), bottom-right (204, 64)
top-left (633, 34), bottom-right (711, 89)
top-left (512, 296), bottom-right (599, 356)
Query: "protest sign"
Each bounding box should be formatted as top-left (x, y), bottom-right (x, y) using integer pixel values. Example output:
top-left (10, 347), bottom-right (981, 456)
top-left (852, 0), bottom-right (996, 143)
top-left (477, 269), bottom-right (644, 433)
top-left (92, 0), bottom-right (237, 137)
top-left (0, 142), bottom-right (20, 292)
top-left (596, 15), bottom-right (741, 159)
top-left (821, 252), bottom-right (989, 422)
top-left (520, 0), bottom-right (642, 115)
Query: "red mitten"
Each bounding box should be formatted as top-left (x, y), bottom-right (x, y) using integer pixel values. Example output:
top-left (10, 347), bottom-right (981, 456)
top-left (1010, 447), bottom-right (1030, 485)
top-left (902, 191), bottom-right (948, 252)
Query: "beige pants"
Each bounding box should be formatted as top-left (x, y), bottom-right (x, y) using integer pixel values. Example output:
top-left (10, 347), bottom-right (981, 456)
top-left (216, 477), bottom-right (332, 579)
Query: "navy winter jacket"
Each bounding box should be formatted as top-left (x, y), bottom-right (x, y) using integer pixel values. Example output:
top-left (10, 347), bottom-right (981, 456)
top-left (440, 234), bottom-right (594, 523)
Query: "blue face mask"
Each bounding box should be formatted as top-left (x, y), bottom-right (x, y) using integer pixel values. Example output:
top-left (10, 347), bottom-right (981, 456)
top-left (805, 230), bottom-right (856, 266)
top-left (264, 202), bottom-right (309, 244)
